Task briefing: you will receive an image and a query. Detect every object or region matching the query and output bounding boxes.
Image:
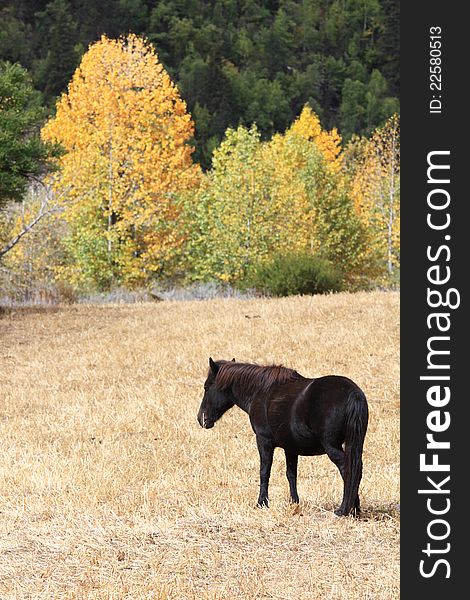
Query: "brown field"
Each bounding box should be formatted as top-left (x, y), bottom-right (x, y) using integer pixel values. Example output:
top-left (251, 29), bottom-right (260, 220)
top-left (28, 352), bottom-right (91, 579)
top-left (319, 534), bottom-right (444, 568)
top-left (0, 291), bottom-right (399, 599)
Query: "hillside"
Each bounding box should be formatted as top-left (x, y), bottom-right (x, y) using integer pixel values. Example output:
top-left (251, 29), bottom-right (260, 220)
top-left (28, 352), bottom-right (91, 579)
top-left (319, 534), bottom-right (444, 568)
top-left (0, 0), bottom-right (399, 166)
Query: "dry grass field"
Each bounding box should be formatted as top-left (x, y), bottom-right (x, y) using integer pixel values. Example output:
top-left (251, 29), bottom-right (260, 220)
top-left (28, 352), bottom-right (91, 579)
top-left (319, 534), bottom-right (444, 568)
top-left (0, 291), bottom-right (399, 599)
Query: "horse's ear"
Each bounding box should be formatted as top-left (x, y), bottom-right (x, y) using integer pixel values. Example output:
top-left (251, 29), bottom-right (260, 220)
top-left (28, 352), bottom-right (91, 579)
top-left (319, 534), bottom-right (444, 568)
top-left (231, 358), bottom-right (235, 362)
top-left (209, 357), bottom-right (219, 374)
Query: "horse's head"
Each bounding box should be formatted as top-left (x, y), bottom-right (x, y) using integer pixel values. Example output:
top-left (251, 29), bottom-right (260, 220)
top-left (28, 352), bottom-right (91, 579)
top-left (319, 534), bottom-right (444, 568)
top-left (197, 357), bottom-right (235, 429)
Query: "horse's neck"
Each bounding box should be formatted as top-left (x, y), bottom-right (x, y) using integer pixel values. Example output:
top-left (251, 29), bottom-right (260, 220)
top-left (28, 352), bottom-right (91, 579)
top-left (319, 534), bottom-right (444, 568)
top-left (233, 393), bottom-right (252, 415)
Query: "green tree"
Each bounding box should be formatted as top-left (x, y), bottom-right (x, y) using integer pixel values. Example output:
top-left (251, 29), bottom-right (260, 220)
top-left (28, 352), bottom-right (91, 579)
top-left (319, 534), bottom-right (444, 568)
top-left (34, 0), bottom-right (80, 100)
top-left (0, 6), bottom-right (34, 67)
top-left (178, 125), bottom-right (269, 282)
top-left (179, 108), bottom-right (368, 286)
top-left (376, 0), bottom-right (400, 96)
top-left (0, 62), bottom-right (59, 208)
top-left (340, 78), bottom-right (368, 135)
top-left (340, 69), bottom-right (399, 138)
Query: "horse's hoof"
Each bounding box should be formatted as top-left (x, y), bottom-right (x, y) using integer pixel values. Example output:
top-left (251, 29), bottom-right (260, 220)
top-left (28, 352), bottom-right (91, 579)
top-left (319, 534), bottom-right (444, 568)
top-left (334, 508), bottom-right (346, 517)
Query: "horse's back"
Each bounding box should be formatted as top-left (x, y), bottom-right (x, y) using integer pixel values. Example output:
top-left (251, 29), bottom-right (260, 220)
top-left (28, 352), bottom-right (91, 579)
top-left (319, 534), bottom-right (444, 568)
top-left (304, 375), bottom-right (364, 403)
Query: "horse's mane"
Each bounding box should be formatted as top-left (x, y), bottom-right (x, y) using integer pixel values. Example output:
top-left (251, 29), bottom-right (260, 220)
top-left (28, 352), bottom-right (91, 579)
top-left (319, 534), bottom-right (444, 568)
top-left (215, 361), bottom-right (303, 398)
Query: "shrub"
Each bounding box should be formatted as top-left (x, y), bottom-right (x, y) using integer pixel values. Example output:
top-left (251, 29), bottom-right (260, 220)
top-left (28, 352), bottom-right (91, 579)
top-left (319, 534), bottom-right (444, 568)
top-left (244, 253), bottom-right (343, 297)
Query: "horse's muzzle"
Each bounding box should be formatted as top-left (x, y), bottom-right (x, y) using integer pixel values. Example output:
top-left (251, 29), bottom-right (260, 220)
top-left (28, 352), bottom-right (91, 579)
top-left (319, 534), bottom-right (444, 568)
top-left (197, 412), bottom-right (214, 429)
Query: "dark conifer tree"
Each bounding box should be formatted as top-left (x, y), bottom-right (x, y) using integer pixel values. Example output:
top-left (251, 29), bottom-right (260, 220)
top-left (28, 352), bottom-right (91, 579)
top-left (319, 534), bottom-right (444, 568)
top-left (35, 0), bottom-right (79, 100)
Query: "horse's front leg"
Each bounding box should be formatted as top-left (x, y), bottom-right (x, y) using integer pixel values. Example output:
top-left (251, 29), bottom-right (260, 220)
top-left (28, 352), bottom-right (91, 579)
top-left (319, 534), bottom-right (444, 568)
top-left (256, 436), bottom-right (274, 507)
top-left (285, 451), bottom-right (299, 503)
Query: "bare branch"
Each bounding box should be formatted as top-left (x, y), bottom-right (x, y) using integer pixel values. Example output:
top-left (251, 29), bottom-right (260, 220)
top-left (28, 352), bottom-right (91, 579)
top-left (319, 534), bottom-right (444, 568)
top-left (0, 184), bottom-right (66, 259)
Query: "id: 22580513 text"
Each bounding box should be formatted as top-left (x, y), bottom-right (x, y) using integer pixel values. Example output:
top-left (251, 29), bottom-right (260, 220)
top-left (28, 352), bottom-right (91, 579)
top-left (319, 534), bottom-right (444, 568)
top-left (429, 26), bottom-right (443, 114)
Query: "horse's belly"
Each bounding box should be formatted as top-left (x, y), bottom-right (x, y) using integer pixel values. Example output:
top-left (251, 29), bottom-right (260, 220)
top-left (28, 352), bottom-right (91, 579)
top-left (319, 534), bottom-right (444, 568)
top-left (274, 425), bottom-right (325, 456)
top-left (265, 395), bottom-right (329, 455)
top-left (287, 438), bottom-right (325, 456)
top-left (298, 444), bottom-right (325, 456)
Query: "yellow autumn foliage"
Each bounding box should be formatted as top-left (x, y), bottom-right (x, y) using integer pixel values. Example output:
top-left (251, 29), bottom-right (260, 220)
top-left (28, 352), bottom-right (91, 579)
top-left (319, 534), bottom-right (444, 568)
top-left (347, 114), bottom-right (400, 279)
top-left (42, 34), bottom-right (200, 288)
top-left (289, 105), bottom-right (343, 173)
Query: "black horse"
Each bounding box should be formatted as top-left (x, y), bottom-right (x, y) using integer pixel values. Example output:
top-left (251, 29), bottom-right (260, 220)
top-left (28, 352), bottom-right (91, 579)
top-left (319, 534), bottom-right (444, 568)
top-left (197, 358), bottom-right (368, 516)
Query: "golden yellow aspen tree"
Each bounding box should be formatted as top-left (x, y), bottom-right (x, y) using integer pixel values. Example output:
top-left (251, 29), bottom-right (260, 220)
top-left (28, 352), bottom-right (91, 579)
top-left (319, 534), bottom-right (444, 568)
top-left (259, 131), bottom-right (314, 250)
top-left (259, 105), bottom-right (342, 257)
top-left (261, 108), bottom-right (367, 284)
top-left (348, 114), bottom-right (400, 281)
top-left (42, 34), bottom-right (200, 289)
top-left (289, 105), bottom-right (343, 173)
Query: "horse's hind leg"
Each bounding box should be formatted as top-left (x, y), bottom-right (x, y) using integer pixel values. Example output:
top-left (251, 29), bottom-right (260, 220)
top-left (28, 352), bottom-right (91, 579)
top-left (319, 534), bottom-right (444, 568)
top-left (325, 444), bottom-right (345, 478)
top-left (285, 451), bottom-right (299, 503)
top-left (325, 445), bottom-right (360, 516)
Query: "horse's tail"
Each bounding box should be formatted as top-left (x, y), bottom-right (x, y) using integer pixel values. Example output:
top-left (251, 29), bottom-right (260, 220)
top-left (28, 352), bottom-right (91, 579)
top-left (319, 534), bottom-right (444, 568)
top-left (341, 387), bottom-right (369, 516)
